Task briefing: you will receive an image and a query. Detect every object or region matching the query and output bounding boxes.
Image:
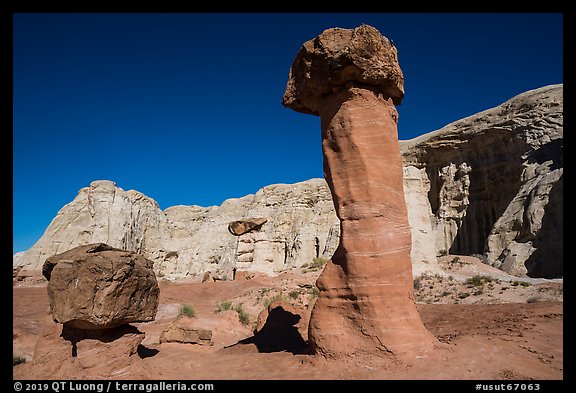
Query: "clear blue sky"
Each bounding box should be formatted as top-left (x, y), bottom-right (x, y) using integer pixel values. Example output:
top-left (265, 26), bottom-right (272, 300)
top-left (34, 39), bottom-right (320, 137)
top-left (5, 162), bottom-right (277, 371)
top-left (13, 13), bottom-right (563, 253)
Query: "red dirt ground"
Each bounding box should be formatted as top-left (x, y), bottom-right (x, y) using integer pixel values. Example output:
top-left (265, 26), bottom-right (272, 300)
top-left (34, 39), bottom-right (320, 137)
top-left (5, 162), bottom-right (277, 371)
top-left (13, 269), bottom-right (562, 380)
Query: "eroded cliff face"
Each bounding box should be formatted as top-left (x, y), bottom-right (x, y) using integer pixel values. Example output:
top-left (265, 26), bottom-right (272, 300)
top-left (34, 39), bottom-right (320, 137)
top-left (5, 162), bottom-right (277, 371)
top-left (401, 84), bottom-right (563, 278)
top-left (13, 180), bottom-right (164, 276)
top-left (14, 179), bottom-right (341, 280)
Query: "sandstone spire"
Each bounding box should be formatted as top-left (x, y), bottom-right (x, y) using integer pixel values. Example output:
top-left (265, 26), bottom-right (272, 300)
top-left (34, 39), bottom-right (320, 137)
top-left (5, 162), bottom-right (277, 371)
top-left (282, 24), bottom-right (438, 359)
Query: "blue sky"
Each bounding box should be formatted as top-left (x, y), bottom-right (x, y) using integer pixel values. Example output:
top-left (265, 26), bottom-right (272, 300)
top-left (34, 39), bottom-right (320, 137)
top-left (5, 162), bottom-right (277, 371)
top-left (13, 13), bottom-right (563, 253)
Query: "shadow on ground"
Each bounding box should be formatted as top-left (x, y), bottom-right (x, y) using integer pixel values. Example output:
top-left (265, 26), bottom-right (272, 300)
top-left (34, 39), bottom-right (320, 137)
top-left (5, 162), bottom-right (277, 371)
top-left (230, 307), bottom-right (311, 355)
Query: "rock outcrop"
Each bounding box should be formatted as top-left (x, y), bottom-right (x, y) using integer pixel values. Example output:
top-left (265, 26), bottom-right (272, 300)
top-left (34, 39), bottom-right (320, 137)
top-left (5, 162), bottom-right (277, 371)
top-left (14, 180), bottom-right (165, 278)
top-left (26, 317), bottom-right (149, 379)
top-left (13, 85), bottom-right (562, 280)
top-left (13, 178), bottom-right (341, 280)
top-left (44, 243), bottom-right (159, 329)
top-left (283, 24), bottom-right (438, 359)
top-left (23, 243), bottom-right (159, 379)
top-left (402, 166), bottom-right (442, 276)
top-left (401, 84), bottom-right (563, 278)
top-left (160, 315), bottom-right (212, 345)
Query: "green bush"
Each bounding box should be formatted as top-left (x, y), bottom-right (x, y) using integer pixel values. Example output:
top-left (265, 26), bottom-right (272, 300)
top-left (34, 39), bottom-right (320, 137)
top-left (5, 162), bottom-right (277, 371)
top-left (216, 301), bottom-right (233, 313)
top-left (13, 355), bottom-right (26, 366)
top-left (465, 275), bottom-right (493, 287)
top-left (263, 293), bottom-right (290, 308)
top-left (304, 257), bottom-right (328, 271)
top-left (235, 303), bottom-right (250, 326)
top-left (458, 292), bottom-right (470, 299)
top-left (179, 304), bottom-right (196, 318)
top-left (288, 290), bottom-right (300, 300)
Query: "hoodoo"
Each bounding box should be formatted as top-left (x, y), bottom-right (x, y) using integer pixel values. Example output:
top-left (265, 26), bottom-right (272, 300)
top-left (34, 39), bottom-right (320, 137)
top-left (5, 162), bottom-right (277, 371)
top-left (282, 24), bottom-right (438, 359)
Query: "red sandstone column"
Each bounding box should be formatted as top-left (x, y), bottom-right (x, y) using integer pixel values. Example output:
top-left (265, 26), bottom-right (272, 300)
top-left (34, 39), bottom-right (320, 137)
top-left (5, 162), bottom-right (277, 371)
top-left (282, 25), bottom-right (438, 360)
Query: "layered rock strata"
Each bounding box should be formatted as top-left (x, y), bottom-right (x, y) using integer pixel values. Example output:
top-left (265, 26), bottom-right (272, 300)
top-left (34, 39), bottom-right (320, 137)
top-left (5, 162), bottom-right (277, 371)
top-left (401, 84), bottom-right (563, 277)
top-left (282, 24), bottom-right (438, 359)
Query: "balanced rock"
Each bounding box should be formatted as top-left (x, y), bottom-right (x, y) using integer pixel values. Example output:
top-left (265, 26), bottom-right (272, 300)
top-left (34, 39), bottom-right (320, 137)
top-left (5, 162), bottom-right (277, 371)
top-left (160, 315), bottom-right (212, 345)
top-left (44, 243), bottom-right (159, 330)
top-left (283, 25), bottom-right (437, 359)
top-left (228, 218), bottom-right (267, 236)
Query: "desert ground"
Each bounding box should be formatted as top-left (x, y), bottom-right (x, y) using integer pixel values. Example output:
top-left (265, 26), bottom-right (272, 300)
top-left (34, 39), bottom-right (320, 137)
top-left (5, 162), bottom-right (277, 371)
top-left (13, 255), bottom-right (562, 380)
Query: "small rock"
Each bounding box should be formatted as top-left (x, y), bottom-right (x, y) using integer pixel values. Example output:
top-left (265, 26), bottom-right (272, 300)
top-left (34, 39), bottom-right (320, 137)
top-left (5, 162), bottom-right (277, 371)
top-left (160, 315), bottom-right (212, 345)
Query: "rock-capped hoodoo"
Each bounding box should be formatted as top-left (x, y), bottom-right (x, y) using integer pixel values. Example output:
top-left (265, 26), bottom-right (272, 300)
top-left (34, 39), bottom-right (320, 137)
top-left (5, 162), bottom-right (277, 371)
top-left (29, 243), bottom-right (159, 378)
top-left (282, 25), bottom-right (438, 359)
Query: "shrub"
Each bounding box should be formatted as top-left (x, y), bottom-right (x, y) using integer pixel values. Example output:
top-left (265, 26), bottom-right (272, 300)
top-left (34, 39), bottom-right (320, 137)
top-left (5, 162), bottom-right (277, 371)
top-left (235, 303), bottom-right (250, 325)
top-left (413, 276), bottom-right (423, 291)
top-left (216, 301), bottom-right (233, 313)
top-left (309, 286), bottom-right (320, 297)
top-left (438, 249), bottom-right (448, 256)
top-left (13, 355), bottom-right (26, 366)
top-left (263, 297), bottom-right (272, 309)
top-left (451, 256), bottom-right (460, 264)
top-left (527, 296), bottom-right (541, 304)
top-left (305, 257), bottom-right (328, 271)
top-left (458, 292), bottom-right (470, 299)
top-left (179, 304), bottom-right (196, 318)
top-left (471, 253), bottom-right (488, 263)
top-left (288, 290), bottom-right (300, 300)
top-left (465, 275), bottom-right (493, 287)
top-left (440, 291), bottom-right (451, 297)
top-left (258, 288), bottom-right (272, 297)
top-left (263, 293), bottom-right (290, 308)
